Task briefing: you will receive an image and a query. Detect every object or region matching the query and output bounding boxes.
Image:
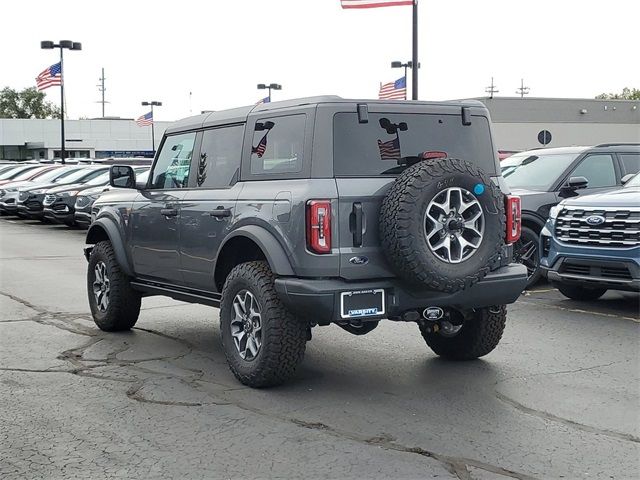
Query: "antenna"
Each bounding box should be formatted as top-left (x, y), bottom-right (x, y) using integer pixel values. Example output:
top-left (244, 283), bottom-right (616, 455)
top-left (485, 77), bottom-right (499, 99)
top-left (96, 68), bottom-right (109, 117)
top-left (516, 78), bottom-right (530, 99)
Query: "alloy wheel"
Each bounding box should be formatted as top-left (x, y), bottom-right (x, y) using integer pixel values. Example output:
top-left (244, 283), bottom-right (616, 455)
top-left (424, 187), bottom-right (484, 263)
top-left (92, 261), bottom-right (110, 312)
top-left (230, 290), bottom-right (263, 361)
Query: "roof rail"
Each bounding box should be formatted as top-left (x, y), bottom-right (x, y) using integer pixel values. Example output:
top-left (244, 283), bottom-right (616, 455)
top-left (594, 143), bottom-right (640, 148)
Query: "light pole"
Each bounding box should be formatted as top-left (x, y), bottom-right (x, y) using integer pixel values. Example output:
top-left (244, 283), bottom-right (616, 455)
top-left (141, 101), bottom-right (162, 155)
top-left (257, 83), bottom-right (282, 102)
top-left (391, 61), bottom-right (420, 100)
top-left (41, 40), bottom-right (82, 164)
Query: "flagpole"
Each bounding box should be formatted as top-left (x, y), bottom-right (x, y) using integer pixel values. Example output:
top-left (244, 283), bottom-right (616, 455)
top-left (412, 0), bottom-right (418, 100)
top-left (59, 46), bottom-right (66, 164)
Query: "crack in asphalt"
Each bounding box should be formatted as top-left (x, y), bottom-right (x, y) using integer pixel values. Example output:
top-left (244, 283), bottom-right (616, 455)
top-left (288, 420), bottom-right (536, 480)
top-left (4, 289), bottom-right (633, 479)
top-left (495, 391), bottom-right (640, 444)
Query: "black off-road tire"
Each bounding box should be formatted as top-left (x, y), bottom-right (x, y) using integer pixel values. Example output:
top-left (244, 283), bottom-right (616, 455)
top-left (220, 261), bottom-right (307, 388)
top-left (555, 283), bottom-right (607, 301)
top-left (419, 306), bottom-right (507, 360)
top-left (380, 157), bottom-right (505, 293)
top-left (87, 241), bottom-right (141, 331)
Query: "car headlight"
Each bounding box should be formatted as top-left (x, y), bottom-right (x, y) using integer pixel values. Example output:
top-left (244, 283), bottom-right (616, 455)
top-left (549, 204), bottom-right (562, 222)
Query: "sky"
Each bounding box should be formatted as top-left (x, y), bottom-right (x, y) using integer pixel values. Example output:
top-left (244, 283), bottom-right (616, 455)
top-left (1, 0), bottom-right (638, 122)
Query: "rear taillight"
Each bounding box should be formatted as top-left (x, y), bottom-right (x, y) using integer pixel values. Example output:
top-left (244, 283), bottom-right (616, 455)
top-left (505, 195), bottom-right (521, 244)
top-left (306, 200), bottom-right (331, 254)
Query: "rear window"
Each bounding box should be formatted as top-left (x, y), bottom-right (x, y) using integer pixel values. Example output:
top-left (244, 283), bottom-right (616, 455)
top-left (333, 112), bottom-right (496, 176)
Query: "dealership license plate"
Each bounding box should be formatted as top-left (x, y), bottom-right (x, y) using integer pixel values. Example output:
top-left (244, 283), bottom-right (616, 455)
top-left (340, 289), bottom-right (385, 319)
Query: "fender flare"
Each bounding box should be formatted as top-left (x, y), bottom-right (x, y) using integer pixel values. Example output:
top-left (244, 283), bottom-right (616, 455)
top-left (521, 211), bottom-right (546, 232)
top-left (219, 225), bottom-right (295, 276)
top-left (86, 218), bottom-right (134, 277)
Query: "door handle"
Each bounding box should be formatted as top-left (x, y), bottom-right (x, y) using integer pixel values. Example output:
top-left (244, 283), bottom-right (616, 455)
top-left (160, 208), bottom-right (178, 217)
top-left (210, 207), bottom-right (231, 218)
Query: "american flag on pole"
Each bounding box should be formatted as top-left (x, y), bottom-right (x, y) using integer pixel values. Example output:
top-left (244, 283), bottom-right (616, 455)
top-left (252, 134), bottom-right (268, 158)
top-left (377, 137), bottom-right (401, 160)
top-left (341, 0), bottom-right (413, 8)
top-left (35, 62), bottom-right (62, 91)
top-left (135, 111), bottom-right (153, 126)
top-left (256, 96), bottom-right (270, 105)
top-left (379, 77), bottom-right (407, 100)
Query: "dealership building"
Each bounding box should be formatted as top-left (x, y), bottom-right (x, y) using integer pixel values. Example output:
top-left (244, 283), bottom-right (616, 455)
top-left (0, 97), bottom-right (638, 160)
top-left (475, 97), bottom-right (640, 151)
top-left (0, 118), bottom-right (172, 160)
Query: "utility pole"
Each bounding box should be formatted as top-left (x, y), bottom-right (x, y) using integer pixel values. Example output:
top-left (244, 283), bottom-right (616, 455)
top-left (97, 68), bottom-right (107, 117)
top-left (485, 77), bottom-right (499, 99)
top-left (516, 78), bottom-right (530, 99)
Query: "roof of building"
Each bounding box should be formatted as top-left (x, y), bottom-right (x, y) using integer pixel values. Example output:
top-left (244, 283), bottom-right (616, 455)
top-left (469, 96), bottom-right (640, 124)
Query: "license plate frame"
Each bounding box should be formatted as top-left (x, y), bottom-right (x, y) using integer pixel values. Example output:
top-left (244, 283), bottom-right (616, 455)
top-left (340, 289), bottom-right (385, 319)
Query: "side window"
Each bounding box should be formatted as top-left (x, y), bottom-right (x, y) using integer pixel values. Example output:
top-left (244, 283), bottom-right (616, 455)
top-left (570, 154), bottom-right (616, 188)
top-left (250, 114), bottom-right (305, 175)
top-left (149, 132), bottom-right (196, 189)
top-left (196, 125), bottom-right (244, 188)
top-left (620, 153), bottom-right (640, 175)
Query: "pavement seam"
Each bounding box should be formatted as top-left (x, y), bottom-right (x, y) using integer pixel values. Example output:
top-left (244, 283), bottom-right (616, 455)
top-left (494, 391), bottom-right (640, 444)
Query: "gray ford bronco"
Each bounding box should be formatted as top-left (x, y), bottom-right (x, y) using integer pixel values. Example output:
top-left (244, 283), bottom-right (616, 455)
top-left (85, 96), bottom-right (527, 387)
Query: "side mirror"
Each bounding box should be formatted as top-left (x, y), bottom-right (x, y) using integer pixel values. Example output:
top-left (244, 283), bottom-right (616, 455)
top-left (566, 176), bottom-right (589, 190)
top-left (110, 165), bottom-right (136, 189)
top-left (621, 173), bottom-right (635, 185)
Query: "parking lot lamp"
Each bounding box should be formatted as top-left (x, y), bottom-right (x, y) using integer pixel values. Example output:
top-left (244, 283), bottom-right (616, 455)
top-left (40, 40), bottom-right (82, 164)
top-left (257, 83), bottom-right (282, 103)
top-left (141, 101), bottom-right (162, 156)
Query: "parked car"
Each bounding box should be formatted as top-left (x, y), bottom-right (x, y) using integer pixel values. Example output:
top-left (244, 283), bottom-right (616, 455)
top-left (0, 166), bottom-right (71, 215)
top-left (74, 168), bottom-right (150, 228)
top-left (502, 144), bottom-right (640, 288)
top-left (45, 166), bottom-right (151, 227)
top-left (539, 173), bottom-right (640, 299)
top-left (0, 164), bottom-right (55, 187)
top-left (85, 96), bottom-right (526, 388)
top-left (17, 166), bottom-right (110, 220)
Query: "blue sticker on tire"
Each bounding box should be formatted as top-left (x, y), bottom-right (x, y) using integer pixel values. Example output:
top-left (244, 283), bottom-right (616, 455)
top-left (474, 183), bottom-right (485, 195)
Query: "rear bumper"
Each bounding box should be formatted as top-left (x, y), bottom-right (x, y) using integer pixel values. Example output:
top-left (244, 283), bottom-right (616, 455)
top-left (274, 264), bottom-right (527, 325)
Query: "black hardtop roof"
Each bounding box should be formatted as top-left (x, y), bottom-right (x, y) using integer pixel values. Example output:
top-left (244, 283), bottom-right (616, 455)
top-left (165, 96), bottom-right (487, 134)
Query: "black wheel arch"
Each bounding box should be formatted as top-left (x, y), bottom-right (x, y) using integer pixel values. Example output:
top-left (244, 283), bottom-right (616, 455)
top-left (86, 218), bottom-right (134, 277)
top-left (521, 211), bottom-right (546, 233)
top-left (214, 226), bottom-right (295, 291)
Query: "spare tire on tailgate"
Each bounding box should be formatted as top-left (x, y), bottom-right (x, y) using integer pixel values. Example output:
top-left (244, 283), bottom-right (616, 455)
top-left (380, 157), bottom-right (505, 293)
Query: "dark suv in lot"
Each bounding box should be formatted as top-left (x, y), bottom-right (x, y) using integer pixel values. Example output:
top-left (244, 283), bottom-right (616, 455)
top-left (502, 144), bottom-right (640, 287)
top-left (85, 96), bottom-right (526, 387)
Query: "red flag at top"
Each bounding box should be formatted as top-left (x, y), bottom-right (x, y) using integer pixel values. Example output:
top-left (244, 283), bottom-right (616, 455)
top-left (341, 0), bottom-right (413, 8)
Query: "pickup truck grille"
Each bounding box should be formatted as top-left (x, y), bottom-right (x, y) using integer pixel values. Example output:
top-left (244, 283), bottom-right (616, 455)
top-left (555, 207), bottom-right (640, 247)
top-left (43, 194), bottom-right (57, 206)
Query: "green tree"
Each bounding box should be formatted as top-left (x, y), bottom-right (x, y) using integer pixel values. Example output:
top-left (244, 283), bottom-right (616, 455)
top-left (0, 87), bottom-right (61, 119)
top-left (596, 87), bottom-right (640, 100)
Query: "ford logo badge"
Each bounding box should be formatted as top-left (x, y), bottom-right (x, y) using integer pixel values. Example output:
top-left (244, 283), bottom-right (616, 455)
top-left (585, 215), bottom-right (605, 226)
top-left (349, 256), bottom-right (369, 265)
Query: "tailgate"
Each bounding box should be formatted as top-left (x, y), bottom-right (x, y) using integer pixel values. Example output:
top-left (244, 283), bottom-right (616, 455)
top-left (335, 177), bottom-right (396, 280)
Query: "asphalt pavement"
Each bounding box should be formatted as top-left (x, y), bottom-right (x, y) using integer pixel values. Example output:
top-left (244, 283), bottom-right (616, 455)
top-left (1, 217), bottom-right (639, 480)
